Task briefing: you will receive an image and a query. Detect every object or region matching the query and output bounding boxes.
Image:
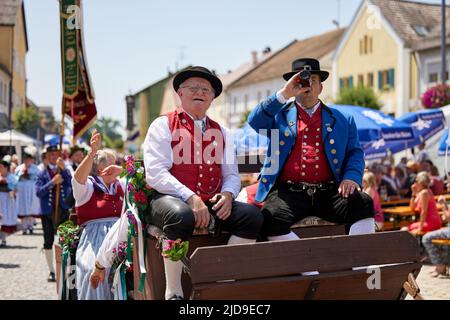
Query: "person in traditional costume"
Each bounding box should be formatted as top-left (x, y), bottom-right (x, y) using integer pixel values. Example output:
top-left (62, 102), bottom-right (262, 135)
top-left (68, 145), bottom-right (87, 175)
top-left (36, 145), bottom-right (72, 282)
top-left (141, 66), bottom-right (263, 300)
top-left (72, 129), bottom-right (124, 300)
top-left (0, 158), bottom-right (18, 247)
top-left (15, 147), bottom-right (41, 235)
top-left (248, 58), bottom-right (375, 243)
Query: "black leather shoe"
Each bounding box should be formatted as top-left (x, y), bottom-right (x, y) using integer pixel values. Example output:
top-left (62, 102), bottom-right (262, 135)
top-left (47, 272), bottom-right (56, 282)
top-left (167, 295), bottom-right (183, 300)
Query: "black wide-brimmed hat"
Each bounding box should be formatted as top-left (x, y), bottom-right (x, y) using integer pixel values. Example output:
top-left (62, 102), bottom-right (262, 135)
top-left (46, 145), bottom-right (60, 153)
top-left (283, 58), bottom-right (329, 82)
top-left (173, 66), bottom-right (223, 98)
top-left (69, 145), bottom-right (86, 157)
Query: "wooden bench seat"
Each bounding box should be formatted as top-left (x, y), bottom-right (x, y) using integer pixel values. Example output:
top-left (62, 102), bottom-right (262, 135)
top-left (132, 225), bottom-right (421, 300)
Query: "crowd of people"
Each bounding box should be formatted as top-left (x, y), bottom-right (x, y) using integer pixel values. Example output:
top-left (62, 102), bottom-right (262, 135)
top-left (0, 58), bottom-right (449, 300)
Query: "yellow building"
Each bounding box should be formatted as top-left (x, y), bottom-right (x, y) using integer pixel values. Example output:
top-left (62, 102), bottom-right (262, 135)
top-left (333, 0), bottom-right (450, 116)
top-left (0, 0), bottom-right (29, 129)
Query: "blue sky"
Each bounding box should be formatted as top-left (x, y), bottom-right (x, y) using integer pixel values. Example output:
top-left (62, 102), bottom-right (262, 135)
top-left (24, 0), bottom-right (441, 129)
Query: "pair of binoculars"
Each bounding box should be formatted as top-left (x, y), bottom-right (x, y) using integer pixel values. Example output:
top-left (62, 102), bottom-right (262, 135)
top-left (297, 70), bottom-right (311, 88)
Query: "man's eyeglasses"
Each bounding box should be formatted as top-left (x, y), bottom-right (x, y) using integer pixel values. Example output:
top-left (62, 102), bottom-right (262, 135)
top-left (180, 85), bottom-right (214, 95)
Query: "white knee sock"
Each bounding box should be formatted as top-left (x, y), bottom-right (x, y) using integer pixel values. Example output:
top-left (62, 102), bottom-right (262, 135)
top-left (44, 249), bottom-right (55, 273)
top-left (227, 235), bottom-right (256, 245)
top-left (163, 258), bottom-right (184, 300)
top-left (268, 232), bottom-right (300, 241)
top-left (349, 218), bottom-right (375, 235)
top-left (0, 231), bottom-right (6, 242)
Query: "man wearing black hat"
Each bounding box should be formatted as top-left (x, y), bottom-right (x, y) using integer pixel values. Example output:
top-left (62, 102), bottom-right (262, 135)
top-left (69, 145), bottom-right (87, 174)
top-left (248, 58), bottom-right (375, 246)
top-left (35, 145), bottom-right (73, 282)
top-left (142, 66), bottom-right (263, 300)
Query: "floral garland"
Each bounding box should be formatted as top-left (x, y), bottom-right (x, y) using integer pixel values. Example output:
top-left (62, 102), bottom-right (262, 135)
top-left (121, 155), bottom-right (154, 217)
top-left (108, 241), bottom-right (132, 285)
top-left (57, 220), bottom-right (80, 254)
top-left (121, 155), bottom-right (189, 262)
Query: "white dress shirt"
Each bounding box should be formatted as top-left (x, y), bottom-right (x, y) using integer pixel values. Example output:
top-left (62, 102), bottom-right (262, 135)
top-left (143, 112), bottom-right (240, 202)
top-left (276, 90), bottom-right (321, 117)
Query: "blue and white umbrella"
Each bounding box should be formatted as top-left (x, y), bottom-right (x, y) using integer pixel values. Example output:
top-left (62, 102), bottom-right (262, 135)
top-left (438, 127), bottom-right (450, 176)
top-left (438, 127), bottom-right (450, 157)
top-left (44, 134), bottom-right (71, 146)
top-left (329, 105), bottom-right (414, 144)
top-left (363, 109), bottom-right (445, 160)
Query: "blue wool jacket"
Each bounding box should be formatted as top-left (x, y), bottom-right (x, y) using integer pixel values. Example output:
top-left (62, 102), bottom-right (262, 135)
top-left (35, 166), bottom-right (73, 215)
top-left (248, 93), bottom-right (365, 203)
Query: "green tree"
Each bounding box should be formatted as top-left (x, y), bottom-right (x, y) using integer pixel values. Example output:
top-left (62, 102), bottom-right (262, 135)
top-left (13, 107), bottom-right (41, 136)
top-left (239, 110), bottom-right (251, 128)
top-left (81, 116), bottom-right (123, 150)
top-left (335, 86), bottom-right (382, 110)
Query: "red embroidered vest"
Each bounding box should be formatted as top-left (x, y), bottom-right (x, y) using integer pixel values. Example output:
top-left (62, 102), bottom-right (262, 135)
top-left (167, 108), bottom-right (224, 202)
top-left (279, 104), bottom-right (334, 183)
top-left (76, 181), bottom-right (124, 226)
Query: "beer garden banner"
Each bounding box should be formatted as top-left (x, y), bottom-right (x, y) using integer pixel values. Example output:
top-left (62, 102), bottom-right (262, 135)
top-left (60, 0), bottom-right (97, 143)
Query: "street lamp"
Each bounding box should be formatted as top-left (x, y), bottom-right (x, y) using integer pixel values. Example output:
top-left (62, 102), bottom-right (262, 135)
top-left (442, 0), bottom-right (447, 84)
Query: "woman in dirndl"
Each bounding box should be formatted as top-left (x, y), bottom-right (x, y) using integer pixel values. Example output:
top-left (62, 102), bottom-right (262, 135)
top-left (0, 158), bottom-right (18, 247)
top-left (15, 150), bottom-right (41, 234)
top-left (72, 129), bottom-right (124, 299)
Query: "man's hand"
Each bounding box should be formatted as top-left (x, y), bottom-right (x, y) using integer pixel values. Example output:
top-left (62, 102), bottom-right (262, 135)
top-left (210, 192), bottom-right (233, 221)
top-left (90, 268), bottom-right (105, 289)
top-left (90, 129), bottom-right (102, 155)
top-left (57, 157), bottom-right (66, 171)
top-left (187, 195), bottom-right (210, 228)
top-left (51, 174), bottom-right (63, 185)
top-left (100, 165), bottom-right (123, 178)
top-left (280, 72), bottom-right (311, 100)
top-left (338, 180), bottom-right (361, 198)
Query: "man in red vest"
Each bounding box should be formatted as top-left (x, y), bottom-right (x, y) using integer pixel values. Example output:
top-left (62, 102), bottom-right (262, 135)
top-left (143, 66), bottom-right (263, 300)
top-left (248, 58), bottom-right (375, 243)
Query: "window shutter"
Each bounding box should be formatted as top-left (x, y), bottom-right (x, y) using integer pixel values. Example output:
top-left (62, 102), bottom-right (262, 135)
top-left (389, 68), bottom-right (395, 89)
top-left (378, 71), bottom-right (383, 90)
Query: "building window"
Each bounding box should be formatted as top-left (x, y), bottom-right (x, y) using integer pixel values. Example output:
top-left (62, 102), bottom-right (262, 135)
top-left (233, 96), bottom-right (237, 113)
top-left (257, 91), bottom-right (262, 103)
top-left (358, 74), bottom-right (364, 87)
top-left (266, 90), bottom-right (271, 98)
top-left (429, 73), bottom-right (438, 83)
top-left (359, 35), bottom-right (373, 55)
top-left (378, 68), bottom-right (395, 91)
top-left (244, 94), bottom-right (248, 111)
top-left (367, 73), bottom-right (374, 87)
top-left (339, 76), bottom-right (354, 90)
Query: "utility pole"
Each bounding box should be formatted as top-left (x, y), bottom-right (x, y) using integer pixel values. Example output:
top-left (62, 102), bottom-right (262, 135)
top-left (332, 0), bottom-right (341, 29)
top-left (442, 0), bottom-right (447, 84)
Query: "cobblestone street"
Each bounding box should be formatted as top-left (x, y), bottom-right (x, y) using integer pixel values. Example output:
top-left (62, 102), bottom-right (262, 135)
top-left (0, 221), bottom-right (449, 300)
top-left (0, 222), bottom-right (57, 300)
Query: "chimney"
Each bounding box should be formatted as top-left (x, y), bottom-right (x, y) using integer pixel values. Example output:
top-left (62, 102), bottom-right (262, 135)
top-left (251, 51), bottom-right (258, 65)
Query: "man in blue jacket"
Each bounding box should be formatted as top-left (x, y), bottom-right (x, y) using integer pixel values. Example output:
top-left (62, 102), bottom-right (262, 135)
top-left (248, 58), bottom-right (375, 242)
top-left (36, 145), bottom-right (72, 282)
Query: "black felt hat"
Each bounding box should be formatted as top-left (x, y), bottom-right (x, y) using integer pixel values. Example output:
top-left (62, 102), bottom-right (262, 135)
top-left (283, 58), bottom-right (329, 82)
top-left (173, 66), bottom-right (223, 98)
